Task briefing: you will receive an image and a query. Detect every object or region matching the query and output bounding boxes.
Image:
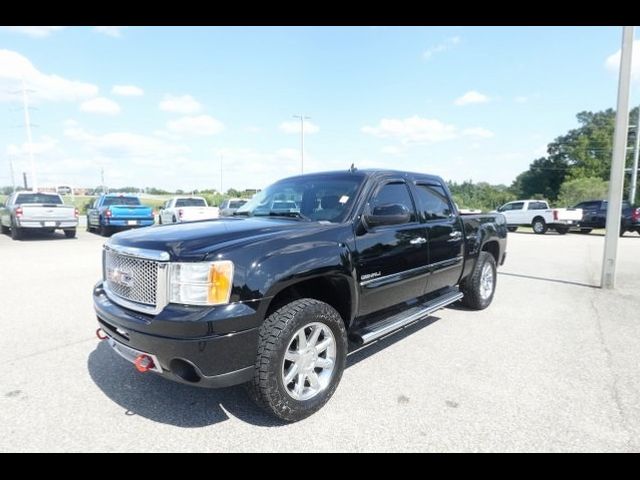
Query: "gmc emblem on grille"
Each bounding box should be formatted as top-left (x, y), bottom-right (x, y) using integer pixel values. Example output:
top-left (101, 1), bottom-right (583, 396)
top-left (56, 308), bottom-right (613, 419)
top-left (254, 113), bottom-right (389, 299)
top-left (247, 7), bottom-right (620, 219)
top-left (107, 267), bottom-right (135, 288)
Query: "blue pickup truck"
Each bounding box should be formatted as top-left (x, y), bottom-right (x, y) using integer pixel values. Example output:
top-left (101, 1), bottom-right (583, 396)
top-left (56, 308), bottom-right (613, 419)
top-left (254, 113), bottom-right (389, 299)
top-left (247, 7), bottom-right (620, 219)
top-left (87, 194), bottom-right (155, 236)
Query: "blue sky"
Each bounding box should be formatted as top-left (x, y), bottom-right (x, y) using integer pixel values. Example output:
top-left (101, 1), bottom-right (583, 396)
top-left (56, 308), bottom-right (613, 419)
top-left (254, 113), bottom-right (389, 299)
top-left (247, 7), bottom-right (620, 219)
top-left (0, 26), bottom-right (636, 191)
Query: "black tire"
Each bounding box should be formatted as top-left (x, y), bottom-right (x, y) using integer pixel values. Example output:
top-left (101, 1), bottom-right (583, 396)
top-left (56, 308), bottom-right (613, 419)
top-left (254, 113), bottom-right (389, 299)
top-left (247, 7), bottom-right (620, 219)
top-left (507, 227), bottom-right (518, 233)
top-left (1, 224), bottom-right (9, 235)
top-left (532, 217), bottom-right (548, 234)
top-left (555, 227), bottom-right (569, 235)
top-left (99, 225), bottom-right (110, 237)
top-left (247, 298), bottom-right (348, 422)
top-left (10, 220), bottom-right (22, 241)
top-left (578, 229), bottom-right (592, 234)
top-left (460, 251), bottom-right (497, 310)
top-left (86, 216), bottom-right (93, 232)
top-left (172, 215), bottom-right (177, 223)
top-left (158, 216), bottom-right (163, 225)
top-left (64, 229), bottom-right (76, 239)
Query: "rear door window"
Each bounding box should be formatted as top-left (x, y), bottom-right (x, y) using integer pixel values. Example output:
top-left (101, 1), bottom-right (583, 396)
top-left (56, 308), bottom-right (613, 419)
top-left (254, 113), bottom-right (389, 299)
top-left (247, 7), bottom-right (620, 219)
top-left (413, 183), bottom-right (453, 221)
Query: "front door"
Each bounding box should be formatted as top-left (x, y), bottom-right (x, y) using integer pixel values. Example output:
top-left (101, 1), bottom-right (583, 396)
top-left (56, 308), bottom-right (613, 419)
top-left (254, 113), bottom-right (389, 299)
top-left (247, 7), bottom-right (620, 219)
top-left (354, 180), bottom-right (429, 316)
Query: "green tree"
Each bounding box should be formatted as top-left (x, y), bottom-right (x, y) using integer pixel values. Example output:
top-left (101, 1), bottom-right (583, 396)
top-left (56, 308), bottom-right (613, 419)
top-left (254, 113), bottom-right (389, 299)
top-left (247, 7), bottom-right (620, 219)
top-left (556, 177), bottom-right (609, 207)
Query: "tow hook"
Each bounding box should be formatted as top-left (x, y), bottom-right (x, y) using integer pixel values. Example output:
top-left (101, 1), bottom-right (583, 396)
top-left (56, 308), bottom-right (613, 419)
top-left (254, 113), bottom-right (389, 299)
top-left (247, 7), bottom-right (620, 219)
top-left (134, 354), bottom-right (155, 373)
top-left (96, 328), bottom-right (108, 340)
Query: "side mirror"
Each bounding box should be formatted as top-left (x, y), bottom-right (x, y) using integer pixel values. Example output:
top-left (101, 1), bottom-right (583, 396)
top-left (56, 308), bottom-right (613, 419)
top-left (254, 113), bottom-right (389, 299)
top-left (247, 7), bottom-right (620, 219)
top-left (364, 203), bottom-right (411, 228)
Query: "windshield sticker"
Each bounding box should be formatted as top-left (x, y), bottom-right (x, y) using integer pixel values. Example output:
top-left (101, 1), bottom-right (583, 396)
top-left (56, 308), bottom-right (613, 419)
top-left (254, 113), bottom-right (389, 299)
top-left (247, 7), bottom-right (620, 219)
top-left (339, 195), bottom-right (349, 204)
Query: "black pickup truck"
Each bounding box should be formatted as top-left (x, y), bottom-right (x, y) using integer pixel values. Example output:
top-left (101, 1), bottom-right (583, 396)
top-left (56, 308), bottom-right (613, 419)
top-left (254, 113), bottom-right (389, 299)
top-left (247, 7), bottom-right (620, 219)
top-left (93, 169), bottom-right (507, 421)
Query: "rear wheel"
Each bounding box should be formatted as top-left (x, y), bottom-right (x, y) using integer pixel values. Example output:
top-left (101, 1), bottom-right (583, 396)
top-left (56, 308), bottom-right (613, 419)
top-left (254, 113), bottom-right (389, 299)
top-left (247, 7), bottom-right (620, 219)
top-left (507, 227), bottom-right (518, 233)
top-left (461, 251), bottom-right (497, 310)
top-left (64, 229), bottom-right (76, 239)
top-left (11, 220), bottom-right (22, 240)
top-left (247, 298), bottom-right (348, 422)
top-left (555, 227), bottom-right (569, 235)
top-left (532, 217), bottom-right (548, 234)
top-left (1, 224), bottom-right (10, 235)
top-left (99, 225), bottom-right (110, 237)
top-left (578, 228), bottom-right (592, 234)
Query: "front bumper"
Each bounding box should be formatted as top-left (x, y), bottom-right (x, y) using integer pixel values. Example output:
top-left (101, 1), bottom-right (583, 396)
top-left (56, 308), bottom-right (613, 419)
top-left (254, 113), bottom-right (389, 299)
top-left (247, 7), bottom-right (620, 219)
top-left (93, 282), bottom-right (264, 388)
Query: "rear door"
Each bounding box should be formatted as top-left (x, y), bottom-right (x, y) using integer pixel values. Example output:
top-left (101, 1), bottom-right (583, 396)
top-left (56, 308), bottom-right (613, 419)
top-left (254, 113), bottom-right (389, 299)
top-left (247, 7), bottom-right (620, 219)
top-left (412, 180), bottom-right (464, 293)
top-left (354, 178), bottom-right (429, 316)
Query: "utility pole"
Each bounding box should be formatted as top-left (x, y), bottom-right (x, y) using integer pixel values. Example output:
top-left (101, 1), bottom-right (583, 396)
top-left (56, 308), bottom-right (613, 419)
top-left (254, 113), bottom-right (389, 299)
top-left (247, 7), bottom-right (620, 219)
top-left (293, 114), bottom-right (310, 174)
top-left (219, 154), bottom-right (223, 194)
top-left (8, 156), bottom-right (16, 192)
top-left (101, 167), bottom-right (105, 194)
top-left (21, 79), bottom-right (37, 192)
top-left (630, 106), bottom-right (640, 204)
top-left (22, 172), bottom-right (28, 190)
top-left (602, 26), bottom-right (634, 289)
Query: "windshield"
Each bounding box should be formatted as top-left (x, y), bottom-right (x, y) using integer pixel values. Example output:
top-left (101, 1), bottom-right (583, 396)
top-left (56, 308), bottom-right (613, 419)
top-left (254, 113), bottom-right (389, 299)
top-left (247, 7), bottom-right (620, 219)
top-left (228, 200), bottom-right (246, 209)
top-left (236, 174), bottom-right (364, 223)
top-left (175, 198), bottom-right (207, 207)
top-left (15, 193), bottom-right (63, 205)
top-left (103, 196), bottom-right (141, 206)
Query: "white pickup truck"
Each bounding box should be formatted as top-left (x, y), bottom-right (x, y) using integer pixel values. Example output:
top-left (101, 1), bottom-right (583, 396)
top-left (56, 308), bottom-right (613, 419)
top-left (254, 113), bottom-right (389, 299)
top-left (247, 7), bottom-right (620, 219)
top-left (159, 196), bottom-right (219, 224)
top-left (0, 192), bottom-right (78, 240)
top-left (496, 199), bottom-right (583, 234)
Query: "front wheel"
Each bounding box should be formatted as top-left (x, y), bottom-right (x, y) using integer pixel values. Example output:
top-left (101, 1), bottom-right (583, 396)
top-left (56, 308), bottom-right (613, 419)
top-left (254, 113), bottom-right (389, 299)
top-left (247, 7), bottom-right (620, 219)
top-left (460, 251), bottom-right (497, 310)
top-left (507, 227), bottom-right (518, 233)
top-left (247, 298), bottom-right (348, 422)
top-left (532, 217), bottom-right (548, 234)
top-left (99, 225), bottom-right (110, 237)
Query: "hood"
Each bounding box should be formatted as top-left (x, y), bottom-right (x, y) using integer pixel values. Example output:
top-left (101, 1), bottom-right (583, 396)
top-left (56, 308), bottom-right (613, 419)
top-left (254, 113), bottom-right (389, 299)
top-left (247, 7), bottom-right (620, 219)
top-left (108, 217), bottom-right (329, 260)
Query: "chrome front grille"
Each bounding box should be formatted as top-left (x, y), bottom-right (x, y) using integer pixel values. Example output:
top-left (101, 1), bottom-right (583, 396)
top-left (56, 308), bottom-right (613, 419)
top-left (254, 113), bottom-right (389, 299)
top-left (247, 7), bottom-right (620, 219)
top-left (104, 249), bottom-right (159, 306)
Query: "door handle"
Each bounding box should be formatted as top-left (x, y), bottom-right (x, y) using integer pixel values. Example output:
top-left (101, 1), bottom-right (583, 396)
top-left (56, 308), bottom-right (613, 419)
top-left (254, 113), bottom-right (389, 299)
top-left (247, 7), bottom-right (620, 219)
top-left (448, 231), bottom-right (462, 242)
top-left (410, 237), bottom-right (427, 245)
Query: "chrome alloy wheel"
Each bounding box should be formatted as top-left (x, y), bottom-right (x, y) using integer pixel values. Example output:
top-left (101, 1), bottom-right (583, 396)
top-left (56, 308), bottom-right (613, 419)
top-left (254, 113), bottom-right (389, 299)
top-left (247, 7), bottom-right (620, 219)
top-left (282, 322), bottom-right (337, 401)
top-left (479, 262), bottom-right (494, 300)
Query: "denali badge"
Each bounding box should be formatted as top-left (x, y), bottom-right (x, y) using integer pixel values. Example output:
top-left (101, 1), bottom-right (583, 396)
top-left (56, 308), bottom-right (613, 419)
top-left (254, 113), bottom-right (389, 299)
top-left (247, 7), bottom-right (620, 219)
top-left (107, 268), bottom-right (134, 288)
top-left (361, 271), bottom-right (382, 281)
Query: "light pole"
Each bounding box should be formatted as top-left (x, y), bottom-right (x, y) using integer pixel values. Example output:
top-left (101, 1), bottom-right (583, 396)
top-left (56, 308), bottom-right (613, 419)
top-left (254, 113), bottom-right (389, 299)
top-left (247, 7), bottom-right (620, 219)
top-left (293, 114), bottom-right (310, 174)
top-left (21, 79), bottom-right (37, 192)
top-left (630, 106), bottom-right (640, 204)
top-left (602, 26), bottom-right (634, 289)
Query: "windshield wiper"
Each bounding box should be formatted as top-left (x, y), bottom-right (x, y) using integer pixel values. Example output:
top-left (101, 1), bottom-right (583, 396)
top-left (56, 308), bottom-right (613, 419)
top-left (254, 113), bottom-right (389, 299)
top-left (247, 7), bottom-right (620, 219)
top-left (268, 211), bottom-right (311, 221)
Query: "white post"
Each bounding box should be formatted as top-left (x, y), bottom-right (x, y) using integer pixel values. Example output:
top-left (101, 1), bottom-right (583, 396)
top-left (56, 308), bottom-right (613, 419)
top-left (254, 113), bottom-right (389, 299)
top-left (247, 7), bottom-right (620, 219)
top-left (21, 79), bottom-right (37, 192)
top-left (602, 26), bottom-right (635, 289)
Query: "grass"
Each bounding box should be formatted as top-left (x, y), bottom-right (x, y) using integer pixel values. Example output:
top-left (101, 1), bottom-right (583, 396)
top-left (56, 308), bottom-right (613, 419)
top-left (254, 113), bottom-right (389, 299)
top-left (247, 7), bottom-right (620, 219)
top-left (0, 194), bottom-right (170, 214)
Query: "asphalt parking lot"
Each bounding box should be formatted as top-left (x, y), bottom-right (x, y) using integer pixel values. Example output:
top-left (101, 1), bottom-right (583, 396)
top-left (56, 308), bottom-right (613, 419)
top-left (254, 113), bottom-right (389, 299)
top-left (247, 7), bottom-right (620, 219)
top-left (1, 226), bottom-right (639, 452)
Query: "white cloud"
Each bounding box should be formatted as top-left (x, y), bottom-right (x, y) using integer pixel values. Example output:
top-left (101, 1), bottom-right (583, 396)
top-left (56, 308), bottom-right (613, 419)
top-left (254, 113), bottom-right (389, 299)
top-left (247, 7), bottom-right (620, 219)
top-left (279, 120), bottom-right (320, 134)
top-left (65, 126), bottom-right (190, 158)
top-left (381, 145), bottom-right (405, 155)
top-left (362, 116), bottom-right (457, 144)
top-left (605, 39), bottom-right (640, 82)
top-left (159, 94), bottom-right (202, 114)
top-left (79, 97), bottom-right (121, 115)
top-left (454, 90), bottom-right (490, 106)
top-left (0, 26), bottom-right (67, 38)
top-left (0, 49), bottom-right (98, 103)
top-left (112, 85), bottom-right (144, 96)
top-left (7, 135), bottom-right (59, 156)
top-left (514, 96), bottom-right (528, 103)
top-left (166, 115), bottom-right (224, 136)
top-left (422, 36), bottom-right (461, 60)
top-left (93, 26), bottom-right (125, 37)
top-left (462, 127), bottom-right (494, 139)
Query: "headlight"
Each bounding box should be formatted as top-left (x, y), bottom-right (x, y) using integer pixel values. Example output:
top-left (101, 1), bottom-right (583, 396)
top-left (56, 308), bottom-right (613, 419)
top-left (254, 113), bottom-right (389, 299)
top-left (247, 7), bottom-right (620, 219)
top-left (169, 261), bottom-right (234, 306)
